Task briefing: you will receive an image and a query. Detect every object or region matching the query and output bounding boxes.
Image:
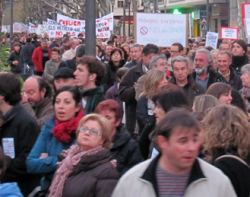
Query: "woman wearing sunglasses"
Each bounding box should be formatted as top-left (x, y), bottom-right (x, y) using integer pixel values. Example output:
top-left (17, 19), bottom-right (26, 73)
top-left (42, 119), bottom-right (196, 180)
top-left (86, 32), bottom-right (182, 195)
top-left (48, 114), bottom-right (119, 197)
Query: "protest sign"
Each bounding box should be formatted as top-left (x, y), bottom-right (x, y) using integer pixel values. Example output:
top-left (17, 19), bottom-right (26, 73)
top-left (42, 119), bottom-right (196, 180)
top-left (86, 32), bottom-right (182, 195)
top-left (242, 3), bottom-right (250, 26)
top-left (221, 27), bottom-right (238, 40)
top-left (29, 22), bottom-right (37, 34)
top-left (36, 25), bottom-right (49, 36)
top-left (135, 13), bottom-right (187, 47)
top-left (205, 32), bottom-right (218, 49)
top-left (13, 23), bottom-right (28, 32)
top-left (2, 25), bottom-right (10, 32)
top-left (99, 13), bottom-right (114, 31)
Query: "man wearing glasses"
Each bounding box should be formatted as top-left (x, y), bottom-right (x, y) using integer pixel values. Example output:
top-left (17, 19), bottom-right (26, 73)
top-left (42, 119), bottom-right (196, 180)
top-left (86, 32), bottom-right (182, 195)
top-left (168, 43), bottom-right (184, 71)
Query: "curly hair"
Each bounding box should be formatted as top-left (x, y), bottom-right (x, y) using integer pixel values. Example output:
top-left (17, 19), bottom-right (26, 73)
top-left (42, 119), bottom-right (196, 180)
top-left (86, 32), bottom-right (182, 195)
top-left (202, 105), bottom-right (250, 161)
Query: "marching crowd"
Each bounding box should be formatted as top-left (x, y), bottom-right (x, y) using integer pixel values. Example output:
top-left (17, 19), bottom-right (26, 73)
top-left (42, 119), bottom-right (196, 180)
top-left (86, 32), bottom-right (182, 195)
top-left (1, 32), bottom-right (250, 197)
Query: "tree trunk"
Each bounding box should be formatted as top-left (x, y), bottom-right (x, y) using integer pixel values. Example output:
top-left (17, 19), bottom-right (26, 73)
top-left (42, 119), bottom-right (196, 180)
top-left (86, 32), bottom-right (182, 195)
top-left (0, 0), bottom-right (3, 33)
top-left (238, 0), bottom-right (246, 40)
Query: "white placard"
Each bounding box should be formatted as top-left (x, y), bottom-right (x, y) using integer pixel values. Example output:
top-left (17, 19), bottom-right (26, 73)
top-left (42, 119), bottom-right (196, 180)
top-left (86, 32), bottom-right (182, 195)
top-left (151, 147), bottom-right (159, 159)
top-left (2, 138), bottom-right (15, 159)
top-left (36, 25), bottom-right (49, 36)
top-left (136, 13), bottom-right (187, 47)
top-left (29, 22), bottom-right (37, 34)
top-left (205, 32), bottom-right (218, 49)
top-left (221, 27), bottom-right (238, 40)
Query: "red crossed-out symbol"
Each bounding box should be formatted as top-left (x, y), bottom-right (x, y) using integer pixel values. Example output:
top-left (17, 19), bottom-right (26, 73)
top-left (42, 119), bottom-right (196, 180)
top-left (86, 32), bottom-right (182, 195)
top-left (140, 26), bottom-right (148, 36)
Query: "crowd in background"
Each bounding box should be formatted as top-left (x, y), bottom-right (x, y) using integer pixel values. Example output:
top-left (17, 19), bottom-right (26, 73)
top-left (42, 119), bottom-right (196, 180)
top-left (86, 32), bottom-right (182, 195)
top-left (0, 31), bottom-right (250, 197)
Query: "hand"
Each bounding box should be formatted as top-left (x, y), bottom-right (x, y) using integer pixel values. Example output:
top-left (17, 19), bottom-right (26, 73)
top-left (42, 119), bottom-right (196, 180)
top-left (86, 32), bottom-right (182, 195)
top-left (39, 153), bottom-right (48, 159)
top-left (110, 159), bottom-right (117, 168)
top-left (13, 61), bottom-right (18, 65)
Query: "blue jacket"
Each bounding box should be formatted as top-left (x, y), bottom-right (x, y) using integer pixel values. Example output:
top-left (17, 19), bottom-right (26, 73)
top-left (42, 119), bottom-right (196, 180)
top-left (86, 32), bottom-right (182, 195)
top-left (26, 118), bottom-right (76, 190)
top-left (0, 182), bottom-right (23, 197)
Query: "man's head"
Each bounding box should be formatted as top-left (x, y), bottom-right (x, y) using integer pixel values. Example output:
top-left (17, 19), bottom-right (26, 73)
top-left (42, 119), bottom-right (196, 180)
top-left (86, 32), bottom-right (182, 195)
top-left (219, 42), bottom-right (231, 53)
top-left (142, 44), bottom-right (159, 68)
top-left (149, 54), bottom-right (168, 75)
top-left (217, 51), bottom-right (232, 74)
top-left (78, 33), bottom-right (83, 39)
top-left (74, 56), bottom-right (105, 90)
top-left (105, 45), bottom-right (113, 57)
top-left (0, 73), bottom-right (21, 108)
top-left (130, 44), bottom-right (142, 62)
top-left (23, 76), bottom-right (52, 107)
top-left (76, 44), bottom-right (86, 58)
top-left (71, 38), bottom-right (80, 50)
top-left (116, 67), bottom-right (129, 82)
top-left (62, 37), bottom-right (71, 50)
top-left (156, 109), bottom-right (201, 173)
top-left (40, 39), bottom-right (48, 50)
top-left (194, 49), bottom-right (212, 75)
top-left (210, 49), bottom-right (219, 69)
top-left (26, 37), bottom-right (32, 43)
top-left (51, 47), bottom-right (60, 61)
top-left (232, 39), bottom-right (247, 56)
top-left (170, 43), bottom-right (184, 58)
top-left (53, 67), bottom-right (75, 90)
top-left (172, 56), bottom-right (189, 83)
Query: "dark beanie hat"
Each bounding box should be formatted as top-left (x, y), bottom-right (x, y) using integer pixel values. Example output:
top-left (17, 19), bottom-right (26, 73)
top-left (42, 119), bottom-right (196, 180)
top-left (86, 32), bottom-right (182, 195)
top-left (54, 67), bottom-right (75, 79)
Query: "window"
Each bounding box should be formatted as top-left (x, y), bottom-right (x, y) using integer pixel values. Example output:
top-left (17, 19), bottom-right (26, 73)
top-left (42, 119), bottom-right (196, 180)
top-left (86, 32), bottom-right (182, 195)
top-left (118, 1), bottom-right (124, 8)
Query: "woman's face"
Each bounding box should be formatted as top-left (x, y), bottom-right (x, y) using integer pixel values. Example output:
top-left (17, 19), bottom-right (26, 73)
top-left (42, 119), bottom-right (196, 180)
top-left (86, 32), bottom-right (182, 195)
top-left (111, 51), bottom-right (121, 63)
top-left (153, 103), bottom-right (166, 125)
top-left (54, 91), bottom-right (80, 122)
top-left (218, 91), bottom-right (232, 105)
top-left (98, 109), bottom-right (120, 137)
top-left (77, 120), bottom-right (104, 151)
top-left (14, 46), bottom-right (20, 52)
top-left (241, 72), bottom-right (250, 87)
top-left (157, 75), bottom-right (168, 89)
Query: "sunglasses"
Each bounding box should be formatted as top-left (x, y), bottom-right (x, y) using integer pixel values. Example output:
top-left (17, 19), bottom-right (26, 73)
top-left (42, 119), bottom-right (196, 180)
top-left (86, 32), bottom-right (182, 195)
top-left (79, 126), bottom-right (101, 136)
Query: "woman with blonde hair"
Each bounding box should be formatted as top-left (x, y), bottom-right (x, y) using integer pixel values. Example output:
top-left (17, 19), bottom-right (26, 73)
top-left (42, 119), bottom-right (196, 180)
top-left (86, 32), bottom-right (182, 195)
top-left (48, 114), bottom-right (119, 197)
top-left (202, 105), bottom-right (250, 197)
top-left (136, 70), bottom-right (168, 134)
top-left (193, 94), bottom-right (219, 114)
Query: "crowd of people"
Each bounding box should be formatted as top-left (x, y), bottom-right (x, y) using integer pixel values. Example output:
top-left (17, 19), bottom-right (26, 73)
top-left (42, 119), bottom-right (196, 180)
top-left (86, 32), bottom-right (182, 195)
top-left (0, 31), bottom-right (250, 197)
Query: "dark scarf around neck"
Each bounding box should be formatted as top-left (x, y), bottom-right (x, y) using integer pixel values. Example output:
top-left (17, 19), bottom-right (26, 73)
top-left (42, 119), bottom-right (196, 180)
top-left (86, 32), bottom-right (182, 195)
top-left (79, 86), bottom-right (104, 114)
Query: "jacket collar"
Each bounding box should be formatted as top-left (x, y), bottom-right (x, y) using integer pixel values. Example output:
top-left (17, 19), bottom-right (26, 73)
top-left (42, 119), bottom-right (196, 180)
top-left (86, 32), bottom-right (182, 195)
top-left (134, 60), bottom-right (144, 74)
top-left (140, 155), bottom-right (206, 197)
top-left (169, 75), bottom-right (197, 89)
top-left (2, 105), bottom-right (20, 125)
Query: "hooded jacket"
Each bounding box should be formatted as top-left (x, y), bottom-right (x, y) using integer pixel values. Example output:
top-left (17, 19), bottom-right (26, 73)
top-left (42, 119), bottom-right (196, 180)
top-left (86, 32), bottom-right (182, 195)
top-left (0, 182), bottom-right (23, 197)
top-left (111, 125), bottom-right (143, 175)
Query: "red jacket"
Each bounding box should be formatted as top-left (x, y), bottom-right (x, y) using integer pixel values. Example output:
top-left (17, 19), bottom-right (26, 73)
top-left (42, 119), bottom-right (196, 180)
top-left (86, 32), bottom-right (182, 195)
top-left (32, 46), bottom-right (51, 72)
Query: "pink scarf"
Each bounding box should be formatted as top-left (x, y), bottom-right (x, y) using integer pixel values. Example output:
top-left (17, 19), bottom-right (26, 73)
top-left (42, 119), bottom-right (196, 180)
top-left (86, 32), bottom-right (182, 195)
top-left (48, 144), bottom-right (104, 197)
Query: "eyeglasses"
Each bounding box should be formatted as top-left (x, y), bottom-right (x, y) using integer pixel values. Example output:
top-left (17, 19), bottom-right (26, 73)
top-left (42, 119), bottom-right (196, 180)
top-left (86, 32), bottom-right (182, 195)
top-left (170, 50), bottom-right (180, 54)
top-left (79, 127), bottom-right (101, 136)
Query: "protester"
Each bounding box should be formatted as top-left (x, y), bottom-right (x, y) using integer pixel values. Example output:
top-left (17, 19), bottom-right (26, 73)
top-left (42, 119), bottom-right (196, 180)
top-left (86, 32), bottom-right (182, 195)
top-left (231, 89), bottom-right (247, 113)
top-left (48, 114), bottom-right (119, 197)
top-left (112, 109), bottom-right (237, 197)
top-left (20, 37), bottom-right (35, 74)
top-left (105, 67), bottom-right (129, 108)
top-left (240, 64), bottom-right (250, 113)
top-left (32, 35), bottom-right (40, 48)
top-left (53, 67), bottom-right (75, 90)
top-left (22, 76), bottom-right (54, 128)
top-left (219, 41), bottom-right (231, 53)
top-left (74, 56), bottom-right (106, 114)
top-left (217, 51), bottom-right (242, 90)
top-left (0, 73), bottom-right (40, 196)
top-left (7, 42), bottom-right (22, 74)
top-left (43, 47), bottom-right (62, 83)
top-left (124, 44), bottom-right (142, 69)
top-left (231, 39), bottom-right (249, 76)
top-left (119, 44), bottom-right (159, 136)
top-left (32, 39), bottom-right (52, 76)
top-left (192, 94), bottom-right (219, 113)
top-left (191, 48), bottom-right (226, 90)
top-left (60, 37), bottom-right (71, 56)
top-left (101, 45), bottom-right (113, 63)
top-left (0, 146), bottom-right (23, 197)
top-left (169, 56), bottom-right (205, 104)
top-left (203, 105), bottom-right (250, 197)
top-left (206, 82), bottom-right (232, 105)
top-left (95, 100), bottom-right (143, 175)
top-left (135, 54), bottom-right (171, 101)
top-left (168, 43), bottom-right (184, 70)
top-left (136, 70), bottom-right (168, 135)
top-left (27, 86), bottom-right (84, 194)
top-left (210, 49), bottom-right (219, 69)
top-left (59, 44), bottom-right (86, 71)
top-left (62, 38), bottom-right (80, 61)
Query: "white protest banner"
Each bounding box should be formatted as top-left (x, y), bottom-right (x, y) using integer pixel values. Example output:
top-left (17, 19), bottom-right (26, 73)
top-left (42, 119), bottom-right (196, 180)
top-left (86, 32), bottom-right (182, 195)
top-left (43, 21), bottom-right (48, 25)
top-left (13, 23), bottom-right (28, 32)
top-left (205, 32), bottom-right (218, 49)
top-left (36, 25), bottom-right (49, 36)
top-left (242, 3), bottom-right (250, 26)
top-left (221, 27), bottom-right (238, 40)
top-left (29, 22), bottom-right (37, 33)
top-left (245, 18), bottom-right (250, 36)
top-left (57, 13), bottom-right (85, 32)
top-left (100, 13), bottom-right (114, 31)
top-left (135, 13), bottom-right (187, 47)
top-left (2, 25), bottom-right (10, 32)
